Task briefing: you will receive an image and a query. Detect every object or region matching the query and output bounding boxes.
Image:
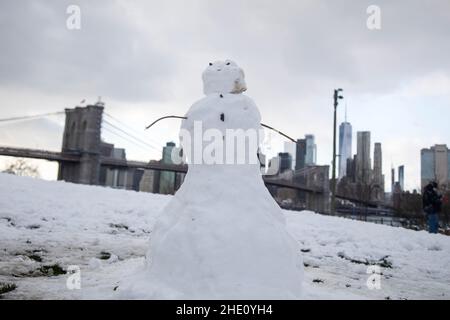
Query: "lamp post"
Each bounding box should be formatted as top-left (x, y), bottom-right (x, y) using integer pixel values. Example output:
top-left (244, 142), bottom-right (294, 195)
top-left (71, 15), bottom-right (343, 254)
top-left (331, 88), bottom-right (344, 215)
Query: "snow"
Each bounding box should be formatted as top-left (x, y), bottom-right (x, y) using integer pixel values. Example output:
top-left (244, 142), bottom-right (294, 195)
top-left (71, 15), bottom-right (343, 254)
top-left (202, 60), bottom-right (247, 95)
top-left (0, 173), bottom-right (450, 299)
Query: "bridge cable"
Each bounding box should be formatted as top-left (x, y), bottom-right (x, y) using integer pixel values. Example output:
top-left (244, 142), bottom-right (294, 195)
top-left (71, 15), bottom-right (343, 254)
top-left (101, 125), bottom-right (159, 154)
top-left (104, 112), bottom-right (163, 148)
top-left (0, 111), bottom-right (65, 124)
top-left (102, 119), bottom-right (161, 152)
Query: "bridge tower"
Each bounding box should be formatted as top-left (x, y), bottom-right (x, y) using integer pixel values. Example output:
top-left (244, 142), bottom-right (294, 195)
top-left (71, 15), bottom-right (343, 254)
top-left (58, 102), bottom-right (104, 184)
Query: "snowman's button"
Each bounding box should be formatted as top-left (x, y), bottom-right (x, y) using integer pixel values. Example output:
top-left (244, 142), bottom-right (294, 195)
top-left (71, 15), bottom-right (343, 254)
top-left (220, 113), bottom-right (225, 122)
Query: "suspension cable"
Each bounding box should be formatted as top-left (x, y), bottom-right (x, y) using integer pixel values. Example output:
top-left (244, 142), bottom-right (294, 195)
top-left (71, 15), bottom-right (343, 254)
top-left (102, 119), bottom-right (161, 152)
top-left (101, 125), bottom-right (159, 154)
top-left (104, 112), bottom-right (163, 148)
top-left (0, 111), bottom-right (65, 123)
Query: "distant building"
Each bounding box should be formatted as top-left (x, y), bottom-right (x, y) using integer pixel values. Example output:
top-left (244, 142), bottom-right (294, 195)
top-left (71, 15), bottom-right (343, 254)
top-left (338, 133), bottom-right (385, 203)
top-left (278, 152), bottom-right (292, 174)
top-left (295, 138), bottom-right (307, 170)
top-left (267, 156), bottom-right (280, 175)
top-left (305, 134), bottom-right (317, 166)
top-left (284, 141), bottom-right (296, 170)
top-left (391, 167), bottom-right (395, 191)
top-left (398, 165), bottom-right (405, 191)
top-left (258, 151), bottom-right (266, 171)
top-left (159, 142), bottom-right (178, 194)
top-left (421, 144), bottom-right (450, 190)
top-left (355, 131), bottom-right (371, 185)
top-left (338, 121), bottom-right (352, 179)
top-left (372, 143), bottom-right (384, 201)
top-left (293, 165), bottom-right (330, 212)
top-left (139, 160), bottom-right (161, 193)
top-left (346, 155), bottom-right (356, 182)
top-left (373, 143), bottom-right (382, 184)
top-left (100, 144), bottom-right (143, 191)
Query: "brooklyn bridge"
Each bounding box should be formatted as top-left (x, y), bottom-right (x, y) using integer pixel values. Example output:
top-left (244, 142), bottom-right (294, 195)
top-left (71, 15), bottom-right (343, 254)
top-left (0, 102), bottom-right (386, 214)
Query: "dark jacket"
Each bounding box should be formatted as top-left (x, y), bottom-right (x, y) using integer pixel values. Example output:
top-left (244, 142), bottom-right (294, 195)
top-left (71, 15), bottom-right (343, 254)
top-left (422, 184), bottom-right (442, 214)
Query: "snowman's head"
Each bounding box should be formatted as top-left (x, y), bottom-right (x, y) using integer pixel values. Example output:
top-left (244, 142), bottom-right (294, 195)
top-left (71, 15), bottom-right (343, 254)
top-left (202, 60), bottom-right (247, 95)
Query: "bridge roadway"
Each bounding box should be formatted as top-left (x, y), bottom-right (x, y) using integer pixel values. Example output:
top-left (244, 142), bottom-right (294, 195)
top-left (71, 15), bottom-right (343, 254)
top-left (0, 146), bottom-right (324, 193)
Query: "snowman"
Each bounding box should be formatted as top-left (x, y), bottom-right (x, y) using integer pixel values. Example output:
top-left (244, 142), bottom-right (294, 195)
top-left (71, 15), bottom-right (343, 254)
top-left (126, 60), bottom-right (303, 299)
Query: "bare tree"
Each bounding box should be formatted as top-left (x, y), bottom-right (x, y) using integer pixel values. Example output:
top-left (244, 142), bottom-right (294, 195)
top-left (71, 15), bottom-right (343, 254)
top-left (3, 158), bottom-right (40, 178)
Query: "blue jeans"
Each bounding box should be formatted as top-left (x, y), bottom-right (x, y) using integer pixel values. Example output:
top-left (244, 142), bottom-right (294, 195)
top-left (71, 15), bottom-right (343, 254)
top-left (427, 213), bottom-right (439, 234)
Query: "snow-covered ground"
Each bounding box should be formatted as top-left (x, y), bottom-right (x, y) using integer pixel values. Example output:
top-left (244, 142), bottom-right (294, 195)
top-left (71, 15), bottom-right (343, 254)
top-left (0, 173), bottom-right (449, 300)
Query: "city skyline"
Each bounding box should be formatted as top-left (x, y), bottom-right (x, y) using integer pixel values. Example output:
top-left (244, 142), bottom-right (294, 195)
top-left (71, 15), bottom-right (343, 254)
top-left (0, 1), bottom-right (449, 192)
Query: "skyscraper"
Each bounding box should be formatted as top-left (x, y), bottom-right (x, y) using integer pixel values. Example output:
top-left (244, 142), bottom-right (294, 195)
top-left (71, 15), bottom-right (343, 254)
top-left (355, 131), bottom-right (371, 185)
top-left (305, 134), bottom-right (317, 166)
top-left (278, 152), bottom-right (292, 173)
top-left (398, 165), bottom-right (404, 191)
top-left (159, 142), bottom-right (177, 194)
top-left (284, 141), bottom-right (296, 170)
top-left (373, 143), bottom-right (383, 185)
top-left (338, 121), bottom-right (352, 179)
top-left (295, 138), bottom-right (306, 171)
top-left (391, 167), bottom-right (395, 191)
top-left (421, 144), bottom-right (450, 190)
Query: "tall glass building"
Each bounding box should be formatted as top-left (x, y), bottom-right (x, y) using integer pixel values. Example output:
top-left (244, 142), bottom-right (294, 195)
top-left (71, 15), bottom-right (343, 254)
top-left (421, 144), bottom-right (450, 191)
top-left (338, 121), bottom-right (352, 179)
top-left (305, 134), bottom-right (317, 166)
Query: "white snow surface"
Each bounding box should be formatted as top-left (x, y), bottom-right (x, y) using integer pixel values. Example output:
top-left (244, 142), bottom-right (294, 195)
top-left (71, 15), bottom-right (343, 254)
top-left (1, 174), bottom-right (449, 299)
top-left (202, 60), bottom-right (247, 95)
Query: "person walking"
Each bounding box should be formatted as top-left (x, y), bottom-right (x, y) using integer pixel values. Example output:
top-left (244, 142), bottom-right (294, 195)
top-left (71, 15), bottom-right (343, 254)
top-left (422, 181), bottom-right (442, 234)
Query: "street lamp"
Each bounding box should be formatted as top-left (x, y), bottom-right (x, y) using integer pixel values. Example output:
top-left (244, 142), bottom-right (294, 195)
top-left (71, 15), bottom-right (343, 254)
top-left (331, 88), bottom-right (344, 215)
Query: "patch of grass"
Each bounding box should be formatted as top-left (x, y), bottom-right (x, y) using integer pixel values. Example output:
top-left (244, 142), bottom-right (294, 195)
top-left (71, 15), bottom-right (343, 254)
top-left (15, 250), bottom-right (46, 262)
top-left (109, 223), bottom-right (135, 234)
top-left (337, 252), bottom-right (393, 269)
top-left (312, 279), bottom-right (324, 283)
top-left (99, 251), bottom-right (111, 260)
top-left (39, 264), bottom-right (66, 276)
top-left (26, 224), bottom-right (41, 230)
top-left (109, 223), bottom-right (129, 230)
top-left (27, 254), bottom-right (42, 262)
top-left (0, 283), bottom-right (17, 295)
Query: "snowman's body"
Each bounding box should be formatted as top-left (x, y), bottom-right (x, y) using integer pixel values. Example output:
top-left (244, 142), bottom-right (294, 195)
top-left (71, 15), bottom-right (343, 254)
top-left (132, 61), bottom-right (303, 299)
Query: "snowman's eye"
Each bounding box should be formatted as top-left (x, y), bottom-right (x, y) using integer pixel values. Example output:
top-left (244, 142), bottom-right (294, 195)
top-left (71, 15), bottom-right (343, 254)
top-left (209, 62), bottom-right (213, 66)
top-left (226, 62), bottom-right (230, 65)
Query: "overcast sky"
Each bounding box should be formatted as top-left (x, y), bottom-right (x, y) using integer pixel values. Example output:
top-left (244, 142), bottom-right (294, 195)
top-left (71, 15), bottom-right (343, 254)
top-left (0, 0), bottom-right (449, 191)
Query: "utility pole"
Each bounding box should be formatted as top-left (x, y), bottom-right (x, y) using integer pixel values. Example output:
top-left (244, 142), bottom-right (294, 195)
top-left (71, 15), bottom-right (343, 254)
top-left (331, 88), bottom-right (343, 215)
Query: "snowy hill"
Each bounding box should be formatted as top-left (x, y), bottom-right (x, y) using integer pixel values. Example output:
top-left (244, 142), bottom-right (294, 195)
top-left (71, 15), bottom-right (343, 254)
top-left (0, 173), bottom-right (449, 300)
